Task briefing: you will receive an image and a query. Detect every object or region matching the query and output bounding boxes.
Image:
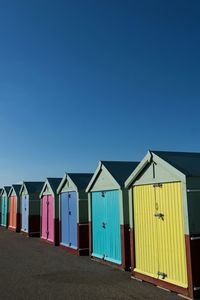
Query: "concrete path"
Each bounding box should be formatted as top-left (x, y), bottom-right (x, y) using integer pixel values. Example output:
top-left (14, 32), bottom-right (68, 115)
top-left (0, 227), bottom-right (181, 300)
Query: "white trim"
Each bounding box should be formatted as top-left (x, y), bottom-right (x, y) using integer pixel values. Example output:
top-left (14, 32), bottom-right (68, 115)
top-left (39, 179), bottom-right (55, 198)
top-left (125, 151), bottom-right (152, 188)
top-left (86, 161), bottom-right (120, 192)
top-left (190, 236), bottom-right (200, 240)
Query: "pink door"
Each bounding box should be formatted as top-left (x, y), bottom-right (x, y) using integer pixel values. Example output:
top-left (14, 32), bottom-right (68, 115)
top-left (41, 195), bottom-right (48, 239)
top-left (41, 195), bottom-right (54, 243)
top-left (47, 195), bottom-right (54, 242)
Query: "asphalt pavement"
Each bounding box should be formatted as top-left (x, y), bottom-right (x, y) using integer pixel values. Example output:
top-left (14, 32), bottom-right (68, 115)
top-left (0, 227), bottom-right (181, 300)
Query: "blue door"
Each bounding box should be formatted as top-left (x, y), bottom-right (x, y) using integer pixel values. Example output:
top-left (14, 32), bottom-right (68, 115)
top-left (68, 192), bottom-right (77, 249)
top-left (21, 195), bottom-right (29, 232)
top-left (60, 192), bottom-right (77, 249)
top-left (60, 192), bottom-right (69, 246)
top-left (91, 190), bottom-right (121, 264)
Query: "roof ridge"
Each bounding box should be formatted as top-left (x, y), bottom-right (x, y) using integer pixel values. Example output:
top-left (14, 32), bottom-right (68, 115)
top-left (151, 150), bottom-right (200, 155)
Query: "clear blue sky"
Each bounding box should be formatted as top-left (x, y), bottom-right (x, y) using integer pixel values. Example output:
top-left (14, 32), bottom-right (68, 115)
top-left (0, 0), bottom-right (199, 185)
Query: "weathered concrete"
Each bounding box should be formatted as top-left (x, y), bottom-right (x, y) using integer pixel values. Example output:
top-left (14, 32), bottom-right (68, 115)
top-left (0, 227), bottom-right (180, 300)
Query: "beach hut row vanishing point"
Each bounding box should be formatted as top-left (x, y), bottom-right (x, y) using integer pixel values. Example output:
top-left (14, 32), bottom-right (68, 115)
top-left (0, 150), bottom-right (200, 299)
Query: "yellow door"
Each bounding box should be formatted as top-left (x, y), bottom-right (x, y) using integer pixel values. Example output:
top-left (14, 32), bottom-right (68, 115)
top-left (133, 182), bottom-right (188, 288)
top-left (133, 185), bottom-right (158, 278)
top-left (155, 182), bottom-right (188, 288)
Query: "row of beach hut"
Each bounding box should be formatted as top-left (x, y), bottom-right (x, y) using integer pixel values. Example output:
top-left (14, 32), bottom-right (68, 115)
top-left (0, 150), bottom-right (200, 299)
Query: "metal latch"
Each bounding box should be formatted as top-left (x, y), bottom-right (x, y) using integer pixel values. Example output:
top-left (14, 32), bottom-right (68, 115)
top-left (154, 212), bottom-right (164, 219)
top-left (153, 183), bottom-right (162, 188)
top-left (102, 221), bottom-right (107, 228)
top-left (157, 271), bottom-right (167, 279)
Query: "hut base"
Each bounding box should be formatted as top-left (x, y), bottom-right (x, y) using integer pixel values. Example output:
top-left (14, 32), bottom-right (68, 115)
top-left (21, 230), bottom-right (40, 237)
top-left (8, 226), bottom-right (20, 233)
top-left (29, 215), bottom-right (40, 235)
top-left (132, 272), bottom-right (190, 298)
top-left (60, 244), bottom-right (89, 256)
top-left (91, 256), bottom-right (125, 271)
top-left (28, 232), bottom-right (40, 237)
top-left (77, 223), bottom-right (89, 252)
top-left (40, 236), bottom-right (58, 246)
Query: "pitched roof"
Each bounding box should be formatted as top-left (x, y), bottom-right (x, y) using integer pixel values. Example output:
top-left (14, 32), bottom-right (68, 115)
top-left (68, 173), bottom-right (93, 189)
top-left (47, 178), bottom-right (62, 193)
top-left (4, 186), bottom-right (11, 194)
top-left (1, 186), bottom-right (11, 196)
top-left (152, 150), bottom-right (200, 176)
top-left (12, 184), bottom-right (22, 196)
top-left (102, 161), bottom-right (139, 186)
top-left (23, 182), bottom-right (44, 194)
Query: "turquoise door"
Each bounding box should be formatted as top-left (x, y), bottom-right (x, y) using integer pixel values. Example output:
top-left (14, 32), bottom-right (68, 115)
top-left (91, 190), bottom-right (121, 264)
top-left (105, 191), bottom-right (121, 264)
top-left (92, 191), bottom-right (106, 259)
top-left (1, 196), bottom-right (7, 226)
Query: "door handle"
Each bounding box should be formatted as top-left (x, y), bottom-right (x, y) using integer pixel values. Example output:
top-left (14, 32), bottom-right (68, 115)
top-left (102, 222), bottom-right (107, 228)
top-left (154, 212), bottom-right (164, 219)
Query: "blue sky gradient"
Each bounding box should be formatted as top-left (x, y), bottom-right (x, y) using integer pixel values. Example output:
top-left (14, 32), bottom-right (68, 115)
top-left (0, 0), bottom-right (200, 185)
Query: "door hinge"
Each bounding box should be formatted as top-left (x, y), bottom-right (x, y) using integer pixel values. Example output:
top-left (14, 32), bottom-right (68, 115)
top-left (69, 211), bottom-right (71, 215)
top-left (69, 242), bottom-right (71, 246)
top-left (157, 271), bottom-right (167, 279)
top-left (153, 183), bottom-right (162, 188)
